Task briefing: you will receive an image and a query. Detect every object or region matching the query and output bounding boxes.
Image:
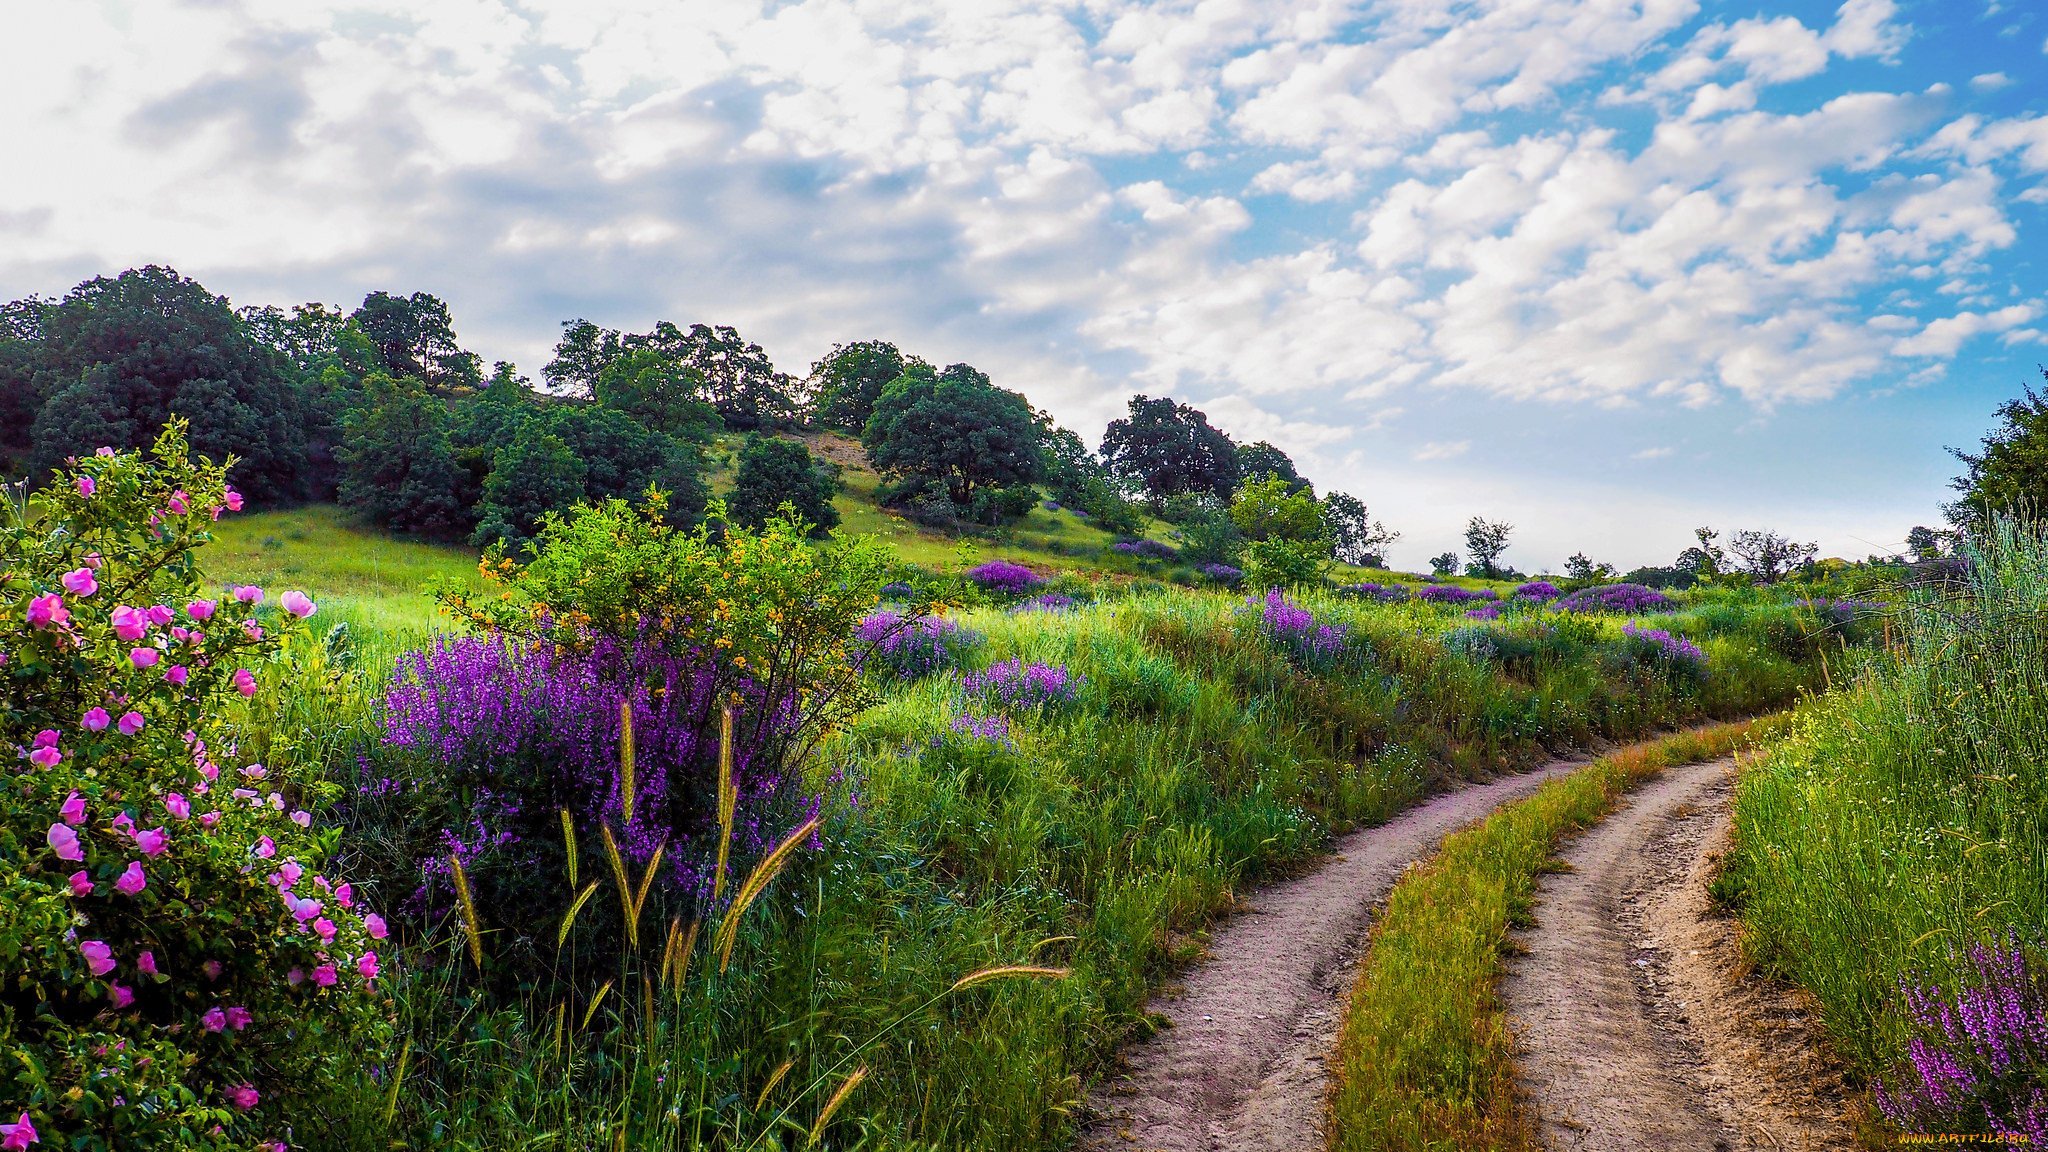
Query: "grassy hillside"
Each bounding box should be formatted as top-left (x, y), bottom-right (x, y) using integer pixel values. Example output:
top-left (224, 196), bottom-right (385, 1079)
top-left (203, 431), bottom-right (1482, 632)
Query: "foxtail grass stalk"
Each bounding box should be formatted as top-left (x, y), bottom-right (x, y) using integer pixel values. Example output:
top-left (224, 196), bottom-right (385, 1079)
top-left (558, 882), bottom-right (599, 950)
top-left (716, 816), bottom-right (821, 973)
top-left (714, 705), bottom-right (736, 903)
top-left (560, 807), bottom-right (579, 889)
top-left (807, 1067), bottom-right (869, 1145)
top-left (601, 824), bottom-right (638, 952)
top-left (620, 700), bottom-right (636, 827)
top-left (448, 854), bottom-right (484, 969)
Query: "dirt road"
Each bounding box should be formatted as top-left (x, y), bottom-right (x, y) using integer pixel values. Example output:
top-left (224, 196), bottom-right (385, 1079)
top-left (1502, 757), bottom-right (1853, 1152)
top-left (1077, 753), bottom-right (1593, 1152)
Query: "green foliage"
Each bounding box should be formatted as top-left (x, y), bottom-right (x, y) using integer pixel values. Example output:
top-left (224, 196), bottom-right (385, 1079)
top-left (1166, 499), bottom-right (1243, 567)
top-left (809, 340), bottom-right (921, 432)
top-left (1235, 440), bottom-right (1306, 492)
top-left (1231, 477), bottom-right (1332, 588)
top-left (1726, 519), bottom-right (2048, 1102)
top-left (349, 290), bottom-right (480, 391)
top-left (591, 345), bottom-right (719, 439)
top-left (335, 374), bottom-right (473, 538)
top-left (1324, 491), bottom-right (1398, 567)
top-left (1462, 517), bottom-right (1514, 579)
top-left (19, 267), bottom-right (310, 503)
top-left (472, 423), bottom-right (586, 548)
top-left (1948, 371), bottom-right (2048, 532)
top-left (728, 433), bottom-right (840, 535)
top-left (1099, 394), bottom-right (1239, 500)
top-left (863, 363), bottom-right (1043, 521)
top-left (0, 426), bottom-right (389, 1150)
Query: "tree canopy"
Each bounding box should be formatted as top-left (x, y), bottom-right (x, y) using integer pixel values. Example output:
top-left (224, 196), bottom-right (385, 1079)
top-left (728, 434), bottom-right (840, 536)
top-left (862, 363), bottom-right (1042, 521)
top-left (1950, 371), bottom-right (2048, 532)
top-left (1100, 395), bottom-right (1239, 500)
top-left (351, 290), bottom-right (481, 392)
top-left (809, 341), bottom-right (920, 433)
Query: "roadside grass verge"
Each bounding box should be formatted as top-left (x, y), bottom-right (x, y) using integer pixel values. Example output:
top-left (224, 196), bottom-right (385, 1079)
top-left (1326, 716), bottom-right (1786, 1152)
top-left (1721, 519), bottom-right (2048, 1138)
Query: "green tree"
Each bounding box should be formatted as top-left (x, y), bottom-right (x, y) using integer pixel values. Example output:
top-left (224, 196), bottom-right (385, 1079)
top-left (1430, 551), bottom-right (1460, 577)
top-left (20, 266), bottom-right (308, 502)
top-left (1232, 476), bottom-right (1331, 587)
top-left (544, 318), bottom-right (624, 396)
top-left (728, 434), bottom-right (840, 535)
top-left (1322, 491), bottom-right (1399, 566)
top-left (1100, 394), bottom-right (1239, 500)
top-left (1563, 552), bottom-right (1617, 583)
top-left (1236, 440), bottom-right (1307, 493)
top-left (862, 363), bottom-right (1042, 521)
top-left (351, 290), bottom-right (482, 391)
top-left (336, 374), bottom-right (473, 537)
top-left (473, 424), bottom-right (588, 548)
top-left (809, 340), bottom-right (921, 432)
top-left (0, 296), bottom-right (52, 449)
top-left (672, 323), bottom-right (796, 429)
top-left (593, 346), bottom-right (717, 439)
top-left (1463, 516), bottom-right (1514, 579)
top-left (1949, 372), bottom-right (2048, 533)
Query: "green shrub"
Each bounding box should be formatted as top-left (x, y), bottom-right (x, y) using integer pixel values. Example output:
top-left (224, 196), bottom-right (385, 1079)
top-left (1, 426), bottom-right (389, 1150)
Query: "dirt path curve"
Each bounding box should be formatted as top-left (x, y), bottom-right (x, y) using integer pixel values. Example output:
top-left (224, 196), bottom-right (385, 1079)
top-left (1078, 752), bottom-right (1597, 1152)
top-left (1503, 757), bottom-right (1854, 1152)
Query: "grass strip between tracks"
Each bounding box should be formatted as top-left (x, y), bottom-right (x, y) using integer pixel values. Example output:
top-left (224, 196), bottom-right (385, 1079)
top-left (1325, 715), bottom-right (1791, 1152)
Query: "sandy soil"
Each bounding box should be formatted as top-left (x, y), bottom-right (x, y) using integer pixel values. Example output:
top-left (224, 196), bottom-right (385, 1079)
top-left (1077, 752), bottom-right (1596, 1152)
top-left (1503, 757), bottom-right (1855, 1152)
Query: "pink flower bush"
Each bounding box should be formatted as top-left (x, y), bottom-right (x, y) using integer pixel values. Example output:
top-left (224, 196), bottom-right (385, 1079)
top-left (280, 590), bottom-right (315, 618)
top-left (0, 428), bottom-right (390, 1152)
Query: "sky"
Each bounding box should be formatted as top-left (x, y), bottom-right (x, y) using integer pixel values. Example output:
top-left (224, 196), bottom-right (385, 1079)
top-left (2, 0), bottom-right (2044, 572)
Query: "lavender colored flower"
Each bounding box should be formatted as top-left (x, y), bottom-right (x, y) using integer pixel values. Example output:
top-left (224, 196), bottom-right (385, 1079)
top-left (942, 712), bottom-right (1013, 748)
top-left (1340, 582), bottom-right (1410, 603)
top-left (1514, 581), bottom-right (1563, 601)
top-left (879, 581), bottom-right (915, 600)
top-left (1114, 538), bottom-right (1180, 562)
top-left (1797, 597), bottom-right (1885, 626)
top-left (1875, 938), bottom-right (2048, 1143)
top-left (962, 658), bottom-right (1082, 709)
top-left (1465, 604), bottom-right (1501, 620)
top-left (1620, 622), bottom-right (1709, 669)
top-left (1419, 585), bottom-right (1495, 605)
top-left (1042, 499), bottom-right (1062, 512)
top-left (1200, 563), bottom-right (1245, 586)
top-left (1248, 588), bottom-right (1352, 670)
top-left (965, 560), bottom-right (1044, 595)
top-left (856, 610), bottom-right (983, 678)
top-left (1556, 582), bottom-right (1676, 614)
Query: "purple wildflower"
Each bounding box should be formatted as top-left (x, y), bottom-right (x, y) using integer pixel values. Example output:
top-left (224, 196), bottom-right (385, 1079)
top-left (1012, 592), bottom-right (1077, 614)
top-left (1876, 938), bottom-right (2048, 1143)
top-left (1199, 562), bottom-right (1245, 586)
top-left (1114, 539), bottom-right (1180, 562)
top-left (1249, 589), bottom-right (1352, 670)
top-left (856, 610), bottom-right (983, 678)
top-left (1514, 581), bottom-right (1563, 601)
top-left (962, 658), bottom-right (1082, 709)
top-left (965, 560), bottom-right (1044, 595)
top-left (1419, 585), bottom-right (1496, 605)
top-left (1620, 622), bottom-right (1709, 669)
top-left (1555, 583), bottom-right (1676, 614)
top-left (1339, 582), bottom-right (1410, 603)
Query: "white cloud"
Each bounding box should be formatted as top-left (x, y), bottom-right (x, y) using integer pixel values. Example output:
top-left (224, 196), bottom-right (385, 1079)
top-left (1971, 72), bottom-right (2012, 91)
top-left (1893, 304), bottom-right (2039, 357)
top-left (1413, 440), bottom-right (1471, 461)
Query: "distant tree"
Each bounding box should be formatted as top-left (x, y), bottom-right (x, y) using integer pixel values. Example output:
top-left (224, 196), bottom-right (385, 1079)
top-left (1099, 395), bottom-right (1239, 501)
top-left (592, 346), bottom-right (717, 439)
top-left (1948, 371), bottom-right (2048, 534)
top-left (1726, 529), bottom-right (1818, 584)
top-left (544, 319), bottom-right (624, 396)
top-left (21, 266), bottom-right (308, 502)
top-left (862, 363), bottom-right (1041, 522)
top-left (728, 435), bottom-right (840, 536)
top-left (1323, 492), bottom-right (1399, 566)
top-left (481, 360), bottom-right (538, 404)
top-left (473, 423), bottom-right (587, 548)
top-left (1676, 527), bottom-right (1725, 580)
top-left (1463, 517), bottom-right (1514, 579)
top-left (351, 290), bottom-right (482, 391)
top-left (0, 296), bottom-right (50, 448)
top-left (670, 323), bottom-right (796, 430)
top-left (336, 374), bottom-right (472, 537)
top-left (1905, 525), bottom-right (1948, 562)
top-left (1036, 420), bottom-right (1101, 505)
top-left (810, 341), bottom-right (921, 433)
top-left (1623, 565), bottom-right (1696, 590)
top-left (1430, 551), bottom-right (1459, 577)
top-left (1170, 503), bottom-right (1243, 567)
top-left (1563, 552), bottom-right (1618, 583)
top-left (1236, 440), bottom-right (1307, 493)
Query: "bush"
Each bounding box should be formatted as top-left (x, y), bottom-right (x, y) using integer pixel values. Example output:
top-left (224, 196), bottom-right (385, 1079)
top-left (1873, 938), bottom-right (2047, 1141)
top-left (964, 560), bottom-right (1043, 596)
top-left (1513, 580), bottom-right (1562, 601)
top-left (727, 434), bottom-right (839, 536)
top-left (0, 426), bottom-right (388, 1150)
top-left (1554, 582), bottom-right (1675, 614)
top-left (961, 659), bottom-right (1083, 711)
top-left (1245, 589), bottom-right (1355, 671)
top-left (1113, 539), bottom-right (1179, 563)
top-left (854, 611), bottom-right (983, 678)
top-left (1614, 622), bottom-right (1709, 680)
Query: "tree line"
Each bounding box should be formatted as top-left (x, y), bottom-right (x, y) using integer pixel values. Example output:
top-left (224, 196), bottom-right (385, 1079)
top-left (0, 266), bottom-right (1400, 572)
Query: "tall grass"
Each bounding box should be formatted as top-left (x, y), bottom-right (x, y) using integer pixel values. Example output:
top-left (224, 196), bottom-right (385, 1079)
top-left (1325, 719), bottom-right (1781, 1152)
top-left (1724, 520), bottom-right (2048, 1100)
top-left (295, 580), bottom-right (1835, 1149)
